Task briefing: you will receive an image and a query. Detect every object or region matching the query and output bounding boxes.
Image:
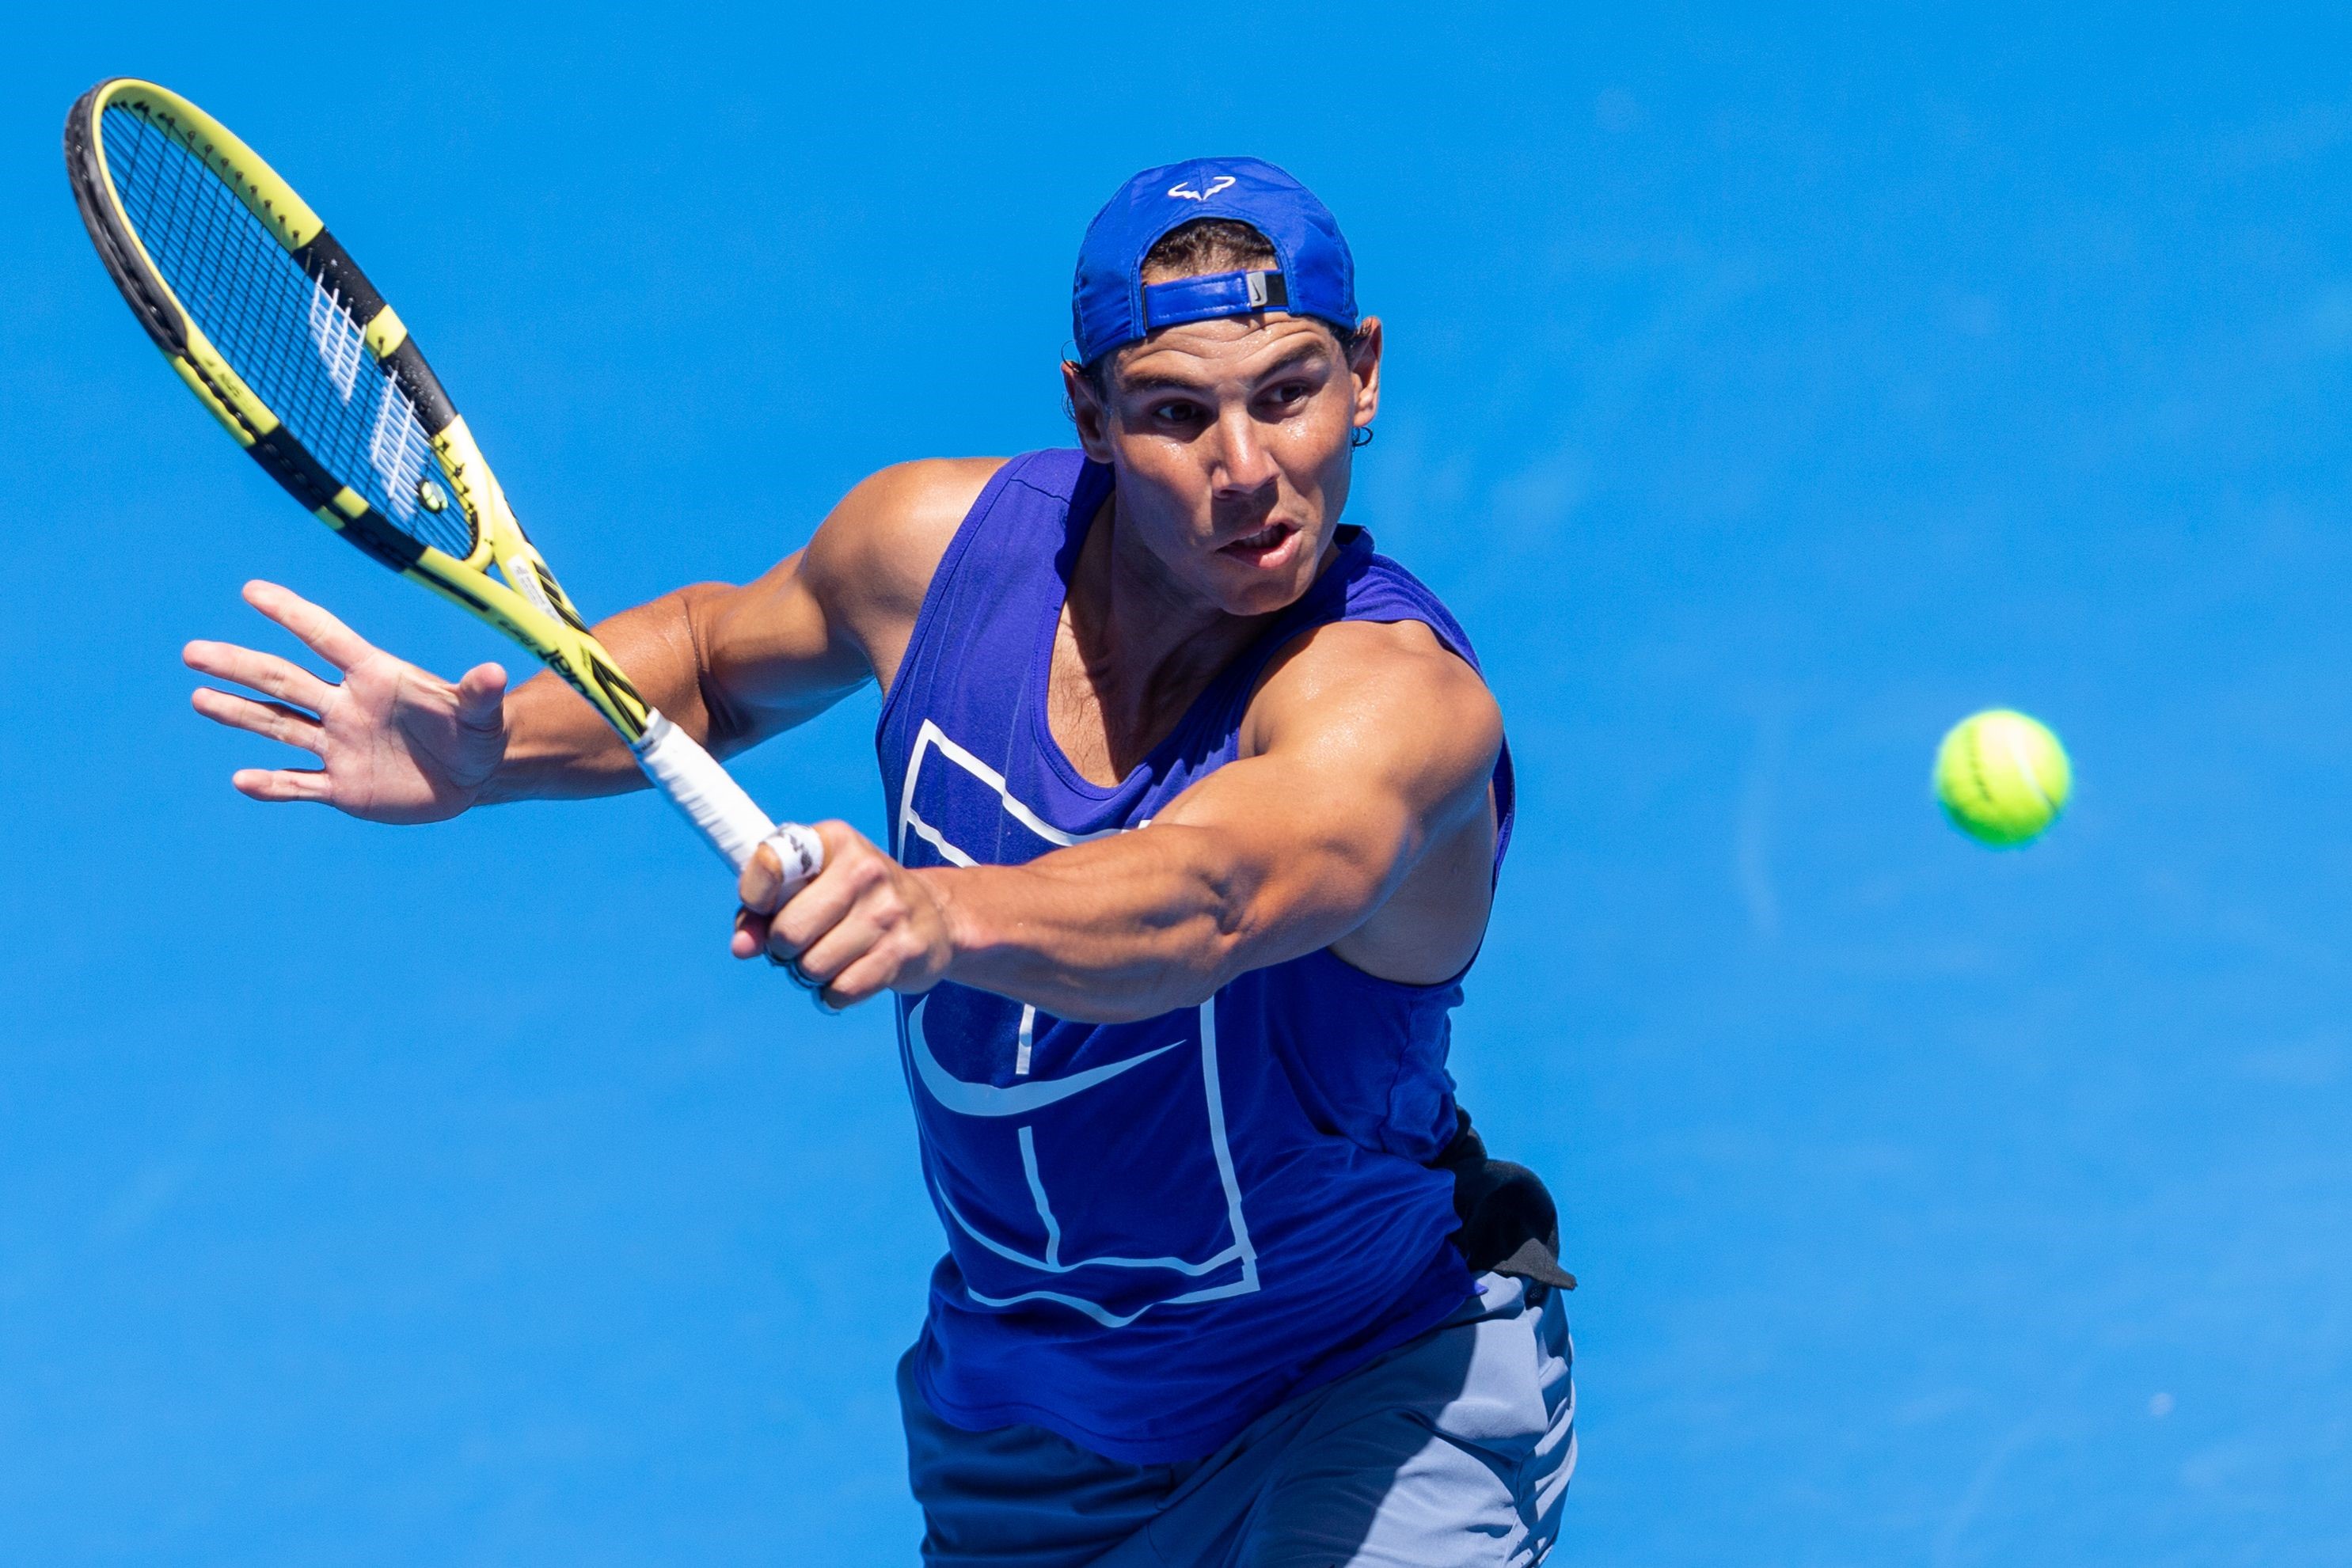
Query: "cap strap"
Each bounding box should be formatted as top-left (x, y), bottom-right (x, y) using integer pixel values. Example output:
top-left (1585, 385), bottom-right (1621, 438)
top-left (1142, 268), bottom-right (1290, 332)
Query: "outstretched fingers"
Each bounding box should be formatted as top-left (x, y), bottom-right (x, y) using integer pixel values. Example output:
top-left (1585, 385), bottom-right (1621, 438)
top-left (230, 766), bottom-right (332, 804)
top-left (241, 579), bottom-right (378, 674)
top-left (191, 688), bottom-right (325, 754)
top-left (183, 637), bottom-right (338, 715)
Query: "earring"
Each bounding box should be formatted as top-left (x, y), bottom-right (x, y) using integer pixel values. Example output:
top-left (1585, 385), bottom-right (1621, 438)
top-left (1351, 425), bottom-right (1375, 449)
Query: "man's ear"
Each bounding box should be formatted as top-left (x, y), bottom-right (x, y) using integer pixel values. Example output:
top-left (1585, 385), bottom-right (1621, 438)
top-left (1062, 359), bottom-right (1116, 462)
top-left (1347, 317), bottom-right (1384, 432)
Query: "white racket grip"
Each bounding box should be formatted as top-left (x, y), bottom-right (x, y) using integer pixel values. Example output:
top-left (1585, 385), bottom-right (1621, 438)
top-left (632, 710), bottom-right (826, 887)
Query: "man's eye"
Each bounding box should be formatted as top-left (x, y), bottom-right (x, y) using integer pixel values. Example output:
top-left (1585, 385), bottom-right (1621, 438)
top-left (1267, 382), bottom-right (1311, 408)
top-left (1153, 401), bottom-right (1204, 424)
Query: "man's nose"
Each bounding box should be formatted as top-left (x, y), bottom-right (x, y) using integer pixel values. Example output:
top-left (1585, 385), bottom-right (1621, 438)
top-left (1206, 401), bottom-right (1279, 494)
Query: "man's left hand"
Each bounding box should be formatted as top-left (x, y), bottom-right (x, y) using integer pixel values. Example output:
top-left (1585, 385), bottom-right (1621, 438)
top-left (731, 821), bottom-right (957, 1009)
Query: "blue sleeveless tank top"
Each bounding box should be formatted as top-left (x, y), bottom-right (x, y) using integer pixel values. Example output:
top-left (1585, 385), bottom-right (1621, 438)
top-left (877, 450), bottom-right (1515, 1464)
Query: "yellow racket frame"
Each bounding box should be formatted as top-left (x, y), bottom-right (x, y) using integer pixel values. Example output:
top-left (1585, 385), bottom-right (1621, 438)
top-left (66, 77), bottom-right (652, 742)
top-left (66, 77), bottom-right (826, 887)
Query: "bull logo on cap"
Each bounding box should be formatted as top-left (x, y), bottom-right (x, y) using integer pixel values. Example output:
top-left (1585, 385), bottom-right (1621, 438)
top-left (1167, 175), bottom-right (1237, 202)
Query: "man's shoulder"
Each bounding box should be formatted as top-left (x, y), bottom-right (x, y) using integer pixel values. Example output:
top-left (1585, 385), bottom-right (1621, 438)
top-left (802, 457), bottom-right (1006, 625)
top-left (1244, 615), bottom-right (1501, 769)
top-left (852, 457), bottom-right (1009, 524)
top-left (816, 457), bottom-right (1007, 571)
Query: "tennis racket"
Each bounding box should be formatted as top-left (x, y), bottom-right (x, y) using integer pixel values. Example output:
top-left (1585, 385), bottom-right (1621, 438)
top-left (63, 77), bottom-right (822, 887)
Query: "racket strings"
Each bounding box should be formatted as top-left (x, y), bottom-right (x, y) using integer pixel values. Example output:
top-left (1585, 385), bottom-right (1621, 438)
top-left (101, 107), bottom-right (476, 562)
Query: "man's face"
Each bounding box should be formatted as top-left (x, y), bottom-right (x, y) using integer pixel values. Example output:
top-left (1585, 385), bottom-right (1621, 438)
top-left (1066, 312), bottom-right (1382, 618)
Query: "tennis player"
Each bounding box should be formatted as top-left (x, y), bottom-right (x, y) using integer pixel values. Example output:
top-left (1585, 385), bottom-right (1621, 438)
top-left (186, 159), bottom-right (1574, 1565)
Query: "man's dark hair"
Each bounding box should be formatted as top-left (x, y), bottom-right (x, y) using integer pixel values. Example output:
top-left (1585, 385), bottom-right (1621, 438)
top-left (1139, 217), bottom-right (1279, 282)
top-left (1079, 218), bottom-right (1364, 399)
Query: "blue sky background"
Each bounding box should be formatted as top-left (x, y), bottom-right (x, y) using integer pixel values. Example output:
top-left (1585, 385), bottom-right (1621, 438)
top-left (5, 5), bottom-right (2350, 1563)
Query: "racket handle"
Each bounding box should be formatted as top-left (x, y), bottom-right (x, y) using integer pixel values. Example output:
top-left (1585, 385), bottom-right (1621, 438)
top-left (632, 710), bottom-right (825, 886)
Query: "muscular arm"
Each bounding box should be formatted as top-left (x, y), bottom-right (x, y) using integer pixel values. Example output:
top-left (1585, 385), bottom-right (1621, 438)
top-left (183, 459), bottom-right (994, 822)
top-left (477, 569), bottom-right (853, 802)
top-left (750, 617), bottom-right (1503, 1020)
top-left (482, 460), bottom-right (994, 803)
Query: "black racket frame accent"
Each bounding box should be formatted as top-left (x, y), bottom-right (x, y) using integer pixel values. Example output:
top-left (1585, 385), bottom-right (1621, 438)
top-left (285, 230), bottom-right (458, 437)
top-left (63, 81), bottom-right (465, 560)
top-left (65, 87), bottom-right (189, 359)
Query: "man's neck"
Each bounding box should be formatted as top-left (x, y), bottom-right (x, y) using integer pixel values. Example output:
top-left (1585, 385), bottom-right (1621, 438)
top-left (1052, 495), bottom-right (1280, 783)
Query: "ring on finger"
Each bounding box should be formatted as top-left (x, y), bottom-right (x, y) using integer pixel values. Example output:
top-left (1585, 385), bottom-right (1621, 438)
top-left (773, 951), bottom-right (823, 991)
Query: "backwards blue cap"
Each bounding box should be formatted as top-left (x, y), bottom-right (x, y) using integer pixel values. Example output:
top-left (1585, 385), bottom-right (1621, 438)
top-left (1071, 157), bottom-right (1357, 366)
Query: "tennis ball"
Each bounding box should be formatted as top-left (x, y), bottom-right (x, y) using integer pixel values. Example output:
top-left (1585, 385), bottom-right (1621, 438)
top-left (1934, 709), bottom-right (2072, 848)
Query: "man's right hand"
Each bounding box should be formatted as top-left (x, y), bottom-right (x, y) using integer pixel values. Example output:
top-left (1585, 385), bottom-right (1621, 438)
top-left (183, 580), bottom-right (510, 824)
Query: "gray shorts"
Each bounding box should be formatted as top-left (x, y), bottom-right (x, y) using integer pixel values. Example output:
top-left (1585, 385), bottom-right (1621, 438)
top-left (901, 1272), bottom-right (1575, 1567)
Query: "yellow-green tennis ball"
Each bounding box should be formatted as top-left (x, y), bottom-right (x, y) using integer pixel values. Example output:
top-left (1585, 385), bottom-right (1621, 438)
top-left (1934, 709), bottom-right (2072, 848)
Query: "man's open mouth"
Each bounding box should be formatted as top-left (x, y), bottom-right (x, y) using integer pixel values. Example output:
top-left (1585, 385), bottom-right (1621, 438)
top-left (1218, 521), bottom-right (1298, 566)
